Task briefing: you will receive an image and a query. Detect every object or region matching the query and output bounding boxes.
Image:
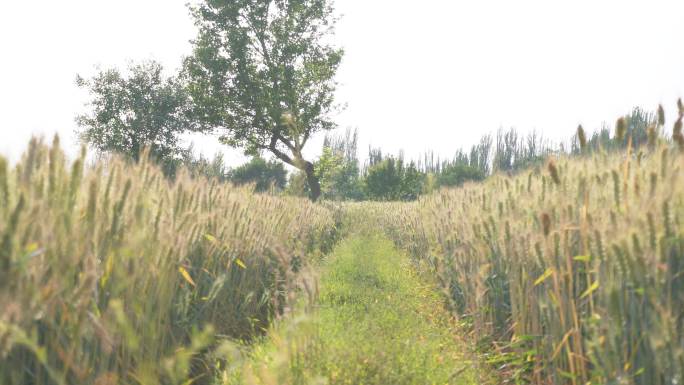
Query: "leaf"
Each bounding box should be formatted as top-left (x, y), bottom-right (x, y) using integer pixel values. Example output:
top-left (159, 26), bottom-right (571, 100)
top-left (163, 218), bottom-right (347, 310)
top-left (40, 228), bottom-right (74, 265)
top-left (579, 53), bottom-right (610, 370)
top-left (100, 254), bottom-right (115, 288)
top-left (534, 268), bottom-right (554, 286)
top-left (179, 266), bottom-right (196, 287)
top-left (204, 234), bottom-right (217, 243)
top-left (558, 370), bottom-right (577, 380)
top-left (573, 255), bottom-right (591, 262)
top-left (234, 258), bottom-right (247, 269)
top-left (581, 281), bottom-right (599, 298)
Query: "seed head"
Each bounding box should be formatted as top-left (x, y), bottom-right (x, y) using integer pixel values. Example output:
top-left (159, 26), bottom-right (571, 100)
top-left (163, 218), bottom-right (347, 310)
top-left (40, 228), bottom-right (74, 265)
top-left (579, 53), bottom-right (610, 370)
top-left (547, 159), bottom-right (561, 185)
top-left (658, 105), bottom-right (666, 126)
top-left (647, 124), bottom-right (657, 149)
top-left (577, 125), bottom-right (587, 152)
top-left (541, 212), bottom-right (551, 237)
top-left (616, 117), bottom-right (626, 142)
top-left (674, 117), bottom-right (684, 150)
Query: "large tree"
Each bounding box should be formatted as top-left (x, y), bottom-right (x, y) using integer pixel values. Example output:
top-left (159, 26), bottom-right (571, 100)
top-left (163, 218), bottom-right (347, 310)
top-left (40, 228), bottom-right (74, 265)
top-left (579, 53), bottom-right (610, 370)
top-left (228, 156), bottom-right (288, 192)
top-left (184, 0), bottom-right (343, 201)
top-left (76, 61), bottom-right (196, 175)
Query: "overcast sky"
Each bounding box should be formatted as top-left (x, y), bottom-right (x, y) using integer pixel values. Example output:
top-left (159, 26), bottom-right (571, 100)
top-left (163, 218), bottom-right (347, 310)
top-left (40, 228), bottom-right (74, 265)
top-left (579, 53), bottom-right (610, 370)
top-left (1, 0), bottom-right (683, 164)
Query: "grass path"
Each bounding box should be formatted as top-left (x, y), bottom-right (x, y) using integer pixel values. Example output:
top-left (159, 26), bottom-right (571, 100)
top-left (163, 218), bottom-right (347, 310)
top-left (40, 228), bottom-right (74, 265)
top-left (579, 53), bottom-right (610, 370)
top-left (221, 235), bottom-right (486, 385)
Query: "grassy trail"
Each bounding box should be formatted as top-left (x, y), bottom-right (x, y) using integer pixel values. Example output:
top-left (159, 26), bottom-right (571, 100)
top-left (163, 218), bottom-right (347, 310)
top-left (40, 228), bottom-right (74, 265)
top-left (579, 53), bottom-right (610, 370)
top-left (223, 235), bottom-right (486, 385)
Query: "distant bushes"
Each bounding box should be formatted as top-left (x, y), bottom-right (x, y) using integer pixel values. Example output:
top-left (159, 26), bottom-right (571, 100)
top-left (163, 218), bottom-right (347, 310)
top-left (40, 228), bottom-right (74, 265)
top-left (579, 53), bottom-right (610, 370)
top-left (226, 157), bottom-right (287, 192)
top-left (308, 106), bottom-right (661, 202)
top-left (434, 163), bottom-right (486, 188)
top-left (76, 95), bottom-right (662, 203)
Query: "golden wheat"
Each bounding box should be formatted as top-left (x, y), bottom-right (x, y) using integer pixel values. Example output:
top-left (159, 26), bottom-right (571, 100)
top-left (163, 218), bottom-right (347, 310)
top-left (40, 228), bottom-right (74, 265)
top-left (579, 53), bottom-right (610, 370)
top-left (353, 141), bottom-right (684, 385)
top-left (0, 137), bottom-right (338, 385)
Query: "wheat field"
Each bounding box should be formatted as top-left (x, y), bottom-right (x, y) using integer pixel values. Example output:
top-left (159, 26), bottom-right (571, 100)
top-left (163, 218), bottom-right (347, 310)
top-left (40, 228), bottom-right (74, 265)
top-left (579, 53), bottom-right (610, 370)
top-left (2, 125), bottom-right (684, 384)
top-left (355, 139), bottom-right (684, 384)
top-left (0, 136), bottom-right (339, 385)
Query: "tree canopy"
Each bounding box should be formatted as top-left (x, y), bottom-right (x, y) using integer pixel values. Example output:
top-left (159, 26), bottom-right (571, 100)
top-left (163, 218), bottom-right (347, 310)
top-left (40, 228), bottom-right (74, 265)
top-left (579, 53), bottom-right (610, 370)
top-left (76, 61), bottom-right (196, 175)
top-left (184, 0), bottom-right (343, 201)
top-left (228, 157), bottom-right (288, 192)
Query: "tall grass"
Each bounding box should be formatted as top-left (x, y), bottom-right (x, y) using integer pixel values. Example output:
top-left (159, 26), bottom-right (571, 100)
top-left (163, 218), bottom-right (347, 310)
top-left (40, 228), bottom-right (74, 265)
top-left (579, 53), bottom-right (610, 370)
top-left (355, 131), bottom-right (684, 383)
top-left (0, 137), bottom-right (338, 385)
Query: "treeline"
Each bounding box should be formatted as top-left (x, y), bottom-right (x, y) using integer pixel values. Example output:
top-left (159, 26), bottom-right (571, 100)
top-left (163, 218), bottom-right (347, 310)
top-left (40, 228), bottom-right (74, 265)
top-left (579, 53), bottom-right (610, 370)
top-left (78, 71), bottom-right (659, 202)
top-left (278, 105), bottom-right (657, 201)
top-left (72, 0), bottom-right (675, 203)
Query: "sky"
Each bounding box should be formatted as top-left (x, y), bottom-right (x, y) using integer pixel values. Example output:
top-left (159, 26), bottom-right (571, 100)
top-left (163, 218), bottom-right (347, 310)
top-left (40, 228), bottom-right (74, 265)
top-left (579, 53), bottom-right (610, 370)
top-left (1, 0), bottom-right (683, 165)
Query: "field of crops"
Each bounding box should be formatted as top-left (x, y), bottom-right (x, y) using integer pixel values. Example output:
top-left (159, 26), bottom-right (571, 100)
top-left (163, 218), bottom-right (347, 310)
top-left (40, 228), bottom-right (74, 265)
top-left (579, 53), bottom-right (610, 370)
top-left (0, 137), bottom-right (339, 384)
top-left (359, 142), bottom-right (684, 384)
top-left (2, 133), bottom-right (683, 385)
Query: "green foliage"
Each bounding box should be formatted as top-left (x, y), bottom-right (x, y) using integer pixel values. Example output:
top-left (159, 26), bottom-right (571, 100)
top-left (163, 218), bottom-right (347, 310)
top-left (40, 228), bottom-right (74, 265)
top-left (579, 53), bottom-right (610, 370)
top-left (363, 155), bottom-right (425, 201)
top-left (296, 106), bottom-right (662, 202)
top-left (221, 235), bottom-right (483, 384)
top-left (399, 162), bottom-right (425, 201)
top-left (184, 0), bottom-right (344, 201)
top-left (228, 157), bottom-right (288, 192)
top-left (492, 128), bottom-right (551, 173)
top-left (315, 147), bottom-right (345, 195)
top-left (76, 60), bottom-right (196, 176)
top-left (316, 129), bottom-right (364, 201)
top-left (285, 170), bottom-right (309, 198)
top-left (436, 163), bottom-right (485, 187)
top-left (180, 147), bottom-right (230, 181)
top-left (572, 107), bottom-right (657, 154)
top-left (363, 158), bottom-right (403, 201)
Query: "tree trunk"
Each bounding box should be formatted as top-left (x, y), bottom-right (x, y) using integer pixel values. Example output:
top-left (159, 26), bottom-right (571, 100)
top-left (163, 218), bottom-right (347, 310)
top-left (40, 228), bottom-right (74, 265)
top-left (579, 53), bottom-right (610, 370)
top-left (303, 160), bottom-right (321, 202)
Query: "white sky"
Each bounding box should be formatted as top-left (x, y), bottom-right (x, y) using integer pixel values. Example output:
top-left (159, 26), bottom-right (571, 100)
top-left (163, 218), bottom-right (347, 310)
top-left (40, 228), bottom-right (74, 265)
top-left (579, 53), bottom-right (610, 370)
top-left (1, 0), bottom-right (683, 165)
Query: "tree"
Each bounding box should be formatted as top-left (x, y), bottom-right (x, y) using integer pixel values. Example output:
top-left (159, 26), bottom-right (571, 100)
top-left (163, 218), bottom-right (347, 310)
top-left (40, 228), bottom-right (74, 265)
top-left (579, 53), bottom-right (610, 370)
top-left (436, 163), bottom-right (485, 188)
top-left (76, 61), bottom-right (195, 176)
top-left (184, 0), bottom-right (343, 201)
top-left (180, 147), bottom-right (229, 181)
top-left (227, 157), bottom-right (288, 192)
top-left (399, 162), bottom-right (425, 201)
top-left (364, 158), bottom-right (403, 201)
top-left (318, 128), bottom-right (364, 200)
top-left (363, 156), bottom-right (425, 201)
top-left (285, 170), bottom-right (309, 197)
top-left (315, 147), bottom-right (345, 198)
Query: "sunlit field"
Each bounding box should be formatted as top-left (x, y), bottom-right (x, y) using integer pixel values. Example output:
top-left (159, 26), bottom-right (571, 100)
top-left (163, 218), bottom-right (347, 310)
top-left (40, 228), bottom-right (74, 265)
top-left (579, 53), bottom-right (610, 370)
top-left (2, 0), bottom-right (684, 384)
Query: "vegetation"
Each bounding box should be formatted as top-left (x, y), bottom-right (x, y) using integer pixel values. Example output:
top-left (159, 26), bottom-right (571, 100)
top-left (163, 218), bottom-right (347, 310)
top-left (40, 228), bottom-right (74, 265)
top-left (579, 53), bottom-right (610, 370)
top-left (220, 235), bottom-right (486, 385)
top-left (363, 155), bottom-right (425, 201)
top-left (0, 137), bottom-right (338, 384)
top-left (183, 0), bottom-right (344, 201)
top-left (227, 157), bottom-right (288, 193)
top-left (357, 107), bottom-right (684, 384)
top-left (2, 102), bottom-right (684, 384)
top-left (5, 0), bottom-right (684, 380)
top-left (316, 129), bottom-right (364, 201)
top-left (76, 61), bottom-right (197, 176)
top-left (305, 107), bottom-right (661, 202)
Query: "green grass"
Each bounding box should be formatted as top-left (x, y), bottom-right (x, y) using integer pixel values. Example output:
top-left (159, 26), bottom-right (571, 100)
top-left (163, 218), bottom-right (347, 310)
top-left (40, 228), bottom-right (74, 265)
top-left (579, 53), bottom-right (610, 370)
top-left (221, 235), bottom-right (485, 385)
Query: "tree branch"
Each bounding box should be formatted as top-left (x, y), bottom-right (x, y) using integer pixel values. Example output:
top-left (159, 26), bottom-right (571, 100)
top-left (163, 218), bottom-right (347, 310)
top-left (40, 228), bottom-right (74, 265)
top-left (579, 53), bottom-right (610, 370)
top-left (275, 131), bottom-right (296, 152)
top-left (267, 134), bottom-right (298, 167)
